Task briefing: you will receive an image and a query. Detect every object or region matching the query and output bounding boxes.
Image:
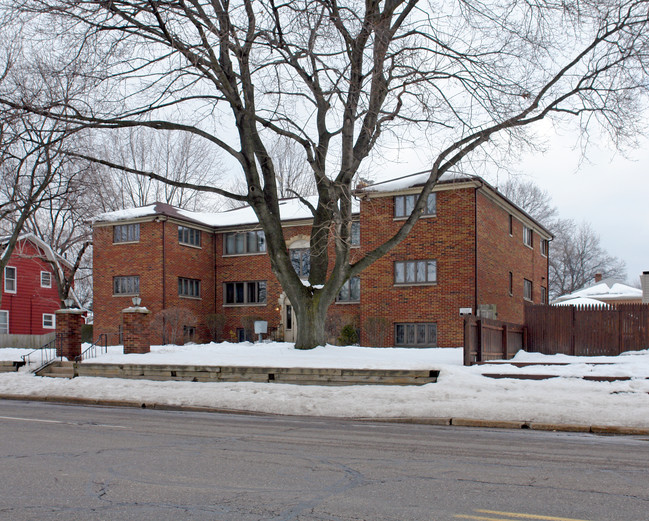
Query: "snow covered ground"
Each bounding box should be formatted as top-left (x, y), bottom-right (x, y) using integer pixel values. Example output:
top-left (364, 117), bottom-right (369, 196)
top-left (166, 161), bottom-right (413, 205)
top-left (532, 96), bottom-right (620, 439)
top-left (1, 342), bottom-right (648, 428)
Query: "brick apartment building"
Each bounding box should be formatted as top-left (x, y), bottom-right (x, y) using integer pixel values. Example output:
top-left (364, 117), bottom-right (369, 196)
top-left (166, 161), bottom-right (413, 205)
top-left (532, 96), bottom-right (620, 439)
top-left (92, 173), bottom-right (551, 348)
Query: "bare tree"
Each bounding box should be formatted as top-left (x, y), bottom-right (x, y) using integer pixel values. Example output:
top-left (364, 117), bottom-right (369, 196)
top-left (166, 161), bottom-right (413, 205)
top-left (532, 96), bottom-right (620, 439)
top-left (549, 219), bottom-right (627, 298)
top-left (102, 127), bottom-right (224, 211)
top-left (3, 1), bottom-right (649, 348)
top-left (499, 178), bottom-right (558, 228)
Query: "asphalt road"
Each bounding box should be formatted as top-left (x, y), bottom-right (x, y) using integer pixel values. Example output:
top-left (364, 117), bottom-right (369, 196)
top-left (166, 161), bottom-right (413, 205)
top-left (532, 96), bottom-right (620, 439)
top-left (0, 399), bottom-right (647, 521)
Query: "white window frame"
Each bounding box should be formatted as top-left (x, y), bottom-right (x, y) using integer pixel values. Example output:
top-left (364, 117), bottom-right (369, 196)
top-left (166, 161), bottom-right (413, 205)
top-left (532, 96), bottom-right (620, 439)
top-left (523, 226), bottom-right (533, 248)
top-left (540, 239), bottom-right (549, 257)
top-left (43, 313), bottom-right (56, 329)
top-left (4, 266), bottom-right (16, 294)
top-left (0, 310), bottom-right (8, 334)
top-left (41, 271), bottom-right (52, 288)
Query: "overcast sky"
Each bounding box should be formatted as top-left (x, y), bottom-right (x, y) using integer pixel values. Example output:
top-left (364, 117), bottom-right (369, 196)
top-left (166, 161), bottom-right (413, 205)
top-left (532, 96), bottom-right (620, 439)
top-left (514, 130), bottom-right (649, 286)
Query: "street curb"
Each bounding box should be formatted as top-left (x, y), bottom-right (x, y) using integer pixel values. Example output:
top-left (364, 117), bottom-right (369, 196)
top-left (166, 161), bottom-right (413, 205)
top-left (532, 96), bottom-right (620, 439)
top-left (3, 394), bottom-right (649, 435)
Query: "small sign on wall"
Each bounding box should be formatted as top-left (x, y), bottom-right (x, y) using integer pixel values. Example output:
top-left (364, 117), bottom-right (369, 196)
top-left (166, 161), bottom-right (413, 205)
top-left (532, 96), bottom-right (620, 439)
top-left (459, 307), bottom-right (473, 316)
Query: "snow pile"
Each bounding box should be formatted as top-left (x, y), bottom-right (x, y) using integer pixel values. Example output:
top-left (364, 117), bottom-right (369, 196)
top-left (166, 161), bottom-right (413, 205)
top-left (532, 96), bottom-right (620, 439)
top-left (1, 343), bottom-right (648, 427)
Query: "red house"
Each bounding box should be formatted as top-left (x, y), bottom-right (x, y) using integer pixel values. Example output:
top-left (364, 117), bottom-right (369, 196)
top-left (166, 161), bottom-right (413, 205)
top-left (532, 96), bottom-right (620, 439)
top-left (92, 173), bottom-right (551, 348)
top-left (1, 234), bottom-right (73, 348)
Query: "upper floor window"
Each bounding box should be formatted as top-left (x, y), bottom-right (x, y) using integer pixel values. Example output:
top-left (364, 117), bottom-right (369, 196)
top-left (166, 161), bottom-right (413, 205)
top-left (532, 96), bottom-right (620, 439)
top-left (394, 260), bottom-right (437, 285)
top-left (113, 276), bottom-right (140, 295)
top-left (541, 286), bottom-right (547, 304)
top-left (394, 193), bottom-right (436, 218)
top-left (508, 271), bottom-right (513, 296)
top-left (178, 226), bottom-right (201, 247)
top-left (224, 281), bottom-right (267, 305)
top-left (114, 223), bottom-right (140, 243)
top-left (179, 277), bottom-right (201, 298)
top-left (0, 310), bottom-right (8, 334)
top-left (351, 221), bottom-right (360, 246)
top-left (508, 214), bottom-right (513, 236)
top-left (337, 277), bottom-right (360, 303)
top-left (43, 313), bottom-right (56, 329)
top-left (224, 230), bottom-right (266, 255)
top-left (524, 278), bottom-right (533, 301)
top-left (4, 266), bottom-right (16, 293)
top-left (290, 248), bottom-right (311, 279)
top-left (523, 226), bottom-right (533, 248)
top-left (540, 239), bottom-right (549, 257)
top-left (41, 271), bottom-right (52, 288)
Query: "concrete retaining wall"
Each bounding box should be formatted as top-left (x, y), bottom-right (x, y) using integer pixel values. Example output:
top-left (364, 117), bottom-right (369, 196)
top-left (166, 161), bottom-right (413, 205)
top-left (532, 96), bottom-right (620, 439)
top-left (74, 363), bottom-right (439, 386)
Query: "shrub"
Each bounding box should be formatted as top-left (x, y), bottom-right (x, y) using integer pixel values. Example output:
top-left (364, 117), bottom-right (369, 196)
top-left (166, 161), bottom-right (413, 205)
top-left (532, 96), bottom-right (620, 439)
top-left (338, 324), bottom-right (359, 346)
top-left (205, 313), bottom-right (226, 342)
top-left (151, 307), bottom-right (197, 345)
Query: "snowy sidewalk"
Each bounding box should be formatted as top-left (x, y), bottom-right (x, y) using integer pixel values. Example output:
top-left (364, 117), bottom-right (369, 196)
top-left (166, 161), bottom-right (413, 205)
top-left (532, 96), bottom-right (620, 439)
top-left (1, 342), bottom-right (648, 433)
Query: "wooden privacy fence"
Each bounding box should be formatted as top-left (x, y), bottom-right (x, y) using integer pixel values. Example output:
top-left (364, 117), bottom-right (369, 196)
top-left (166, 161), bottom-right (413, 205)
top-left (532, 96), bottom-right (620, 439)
top-left (463, 317), bottom-right (525, 365)
top-left (525, 303), bottom-right (649, 357)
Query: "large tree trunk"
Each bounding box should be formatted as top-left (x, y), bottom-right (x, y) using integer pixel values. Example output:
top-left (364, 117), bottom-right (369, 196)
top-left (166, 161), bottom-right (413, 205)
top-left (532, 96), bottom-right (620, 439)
top-left (292, 292), bottom-right (331, 350)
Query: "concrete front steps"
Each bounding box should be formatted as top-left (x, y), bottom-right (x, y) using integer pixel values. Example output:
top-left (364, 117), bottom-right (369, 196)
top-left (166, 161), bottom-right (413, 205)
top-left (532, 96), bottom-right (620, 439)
top-left (36, 361), bottom-right (75, 379)
top-left (38, 363), bottom-right (439, 386)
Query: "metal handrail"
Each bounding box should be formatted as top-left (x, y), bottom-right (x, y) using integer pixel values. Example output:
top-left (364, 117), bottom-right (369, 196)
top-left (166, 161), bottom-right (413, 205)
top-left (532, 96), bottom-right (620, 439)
top-left (21, 336), bottom-right (61, 373)
top-left (75, 334), bottom-right (108, 362)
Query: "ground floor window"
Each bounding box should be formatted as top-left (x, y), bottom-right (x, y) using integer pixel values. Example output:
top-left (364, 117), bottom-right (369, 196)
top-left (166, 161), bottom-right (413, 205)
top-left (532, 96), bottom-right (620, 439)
top-left (224, 281), bottom-right (267, 305)
top-left (395, 323), bottom-right (437, 347)
top-left (0, 310), bottom-right (8, 334)
top-left (43, 313), bottom-right (56, 329)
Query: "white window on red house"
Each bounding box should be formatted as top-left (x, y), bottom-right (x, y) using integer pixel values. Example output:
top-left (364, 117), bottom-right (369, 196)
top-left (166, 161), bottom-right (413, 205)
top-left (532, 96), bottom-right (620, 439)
top-left (524, 278), bottom-right (533, 301)
top-left (395, 323), bottom-right (437, 347)
top-left (41, 271), bottom-right (52, 288)
top-left (4, 266), bottom-right (16, 293)
top-left (0, 310), bottom-right (8, 334)
top-left (523, 226), bottom-right (533, 248)
top-left (43, 313), bottom-right (56, 329)
top-left (540, 239), bottom-right (549, 257)
top-left (113, 223), bottom-right (140, 243)
top-left (113, 276), bottom-right (140, 295)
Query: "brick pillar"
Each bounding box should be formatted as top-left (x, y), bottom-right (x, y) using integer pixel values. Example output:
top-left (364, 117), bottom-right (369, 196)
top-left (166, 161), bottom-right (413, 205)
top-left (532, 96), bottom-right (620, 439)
top-left (55, 309), bottom-right (85, 360)
top-left (122, 306), bottom-right (152, 354)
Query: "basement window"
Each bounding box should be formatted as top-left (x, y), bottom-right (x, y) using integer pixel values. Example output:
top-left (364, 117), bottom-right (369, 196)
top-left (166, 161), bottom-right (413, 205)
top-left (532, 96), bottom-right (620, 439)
top-left (395, 323), bottom-right (437, 347)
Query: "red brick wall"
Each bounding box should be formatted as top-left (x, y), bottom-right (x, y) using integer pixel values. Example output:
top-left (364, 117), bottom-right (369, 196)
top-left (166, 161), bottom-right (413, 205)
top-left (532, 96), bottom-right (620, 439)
top-left (476, 191), bottom-right (549, 324)
top-left (358, 188), bottom-right (477, 347)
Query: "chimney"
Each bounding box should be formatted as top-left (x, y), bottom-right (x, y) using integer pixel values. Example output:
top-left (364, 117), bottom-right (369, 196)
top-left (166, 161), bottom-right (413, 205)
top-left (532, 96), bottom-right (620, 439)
top-left (594, 273), bottom-right (603, 283)
top-left (642, 271), bottom-right (649, 304)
